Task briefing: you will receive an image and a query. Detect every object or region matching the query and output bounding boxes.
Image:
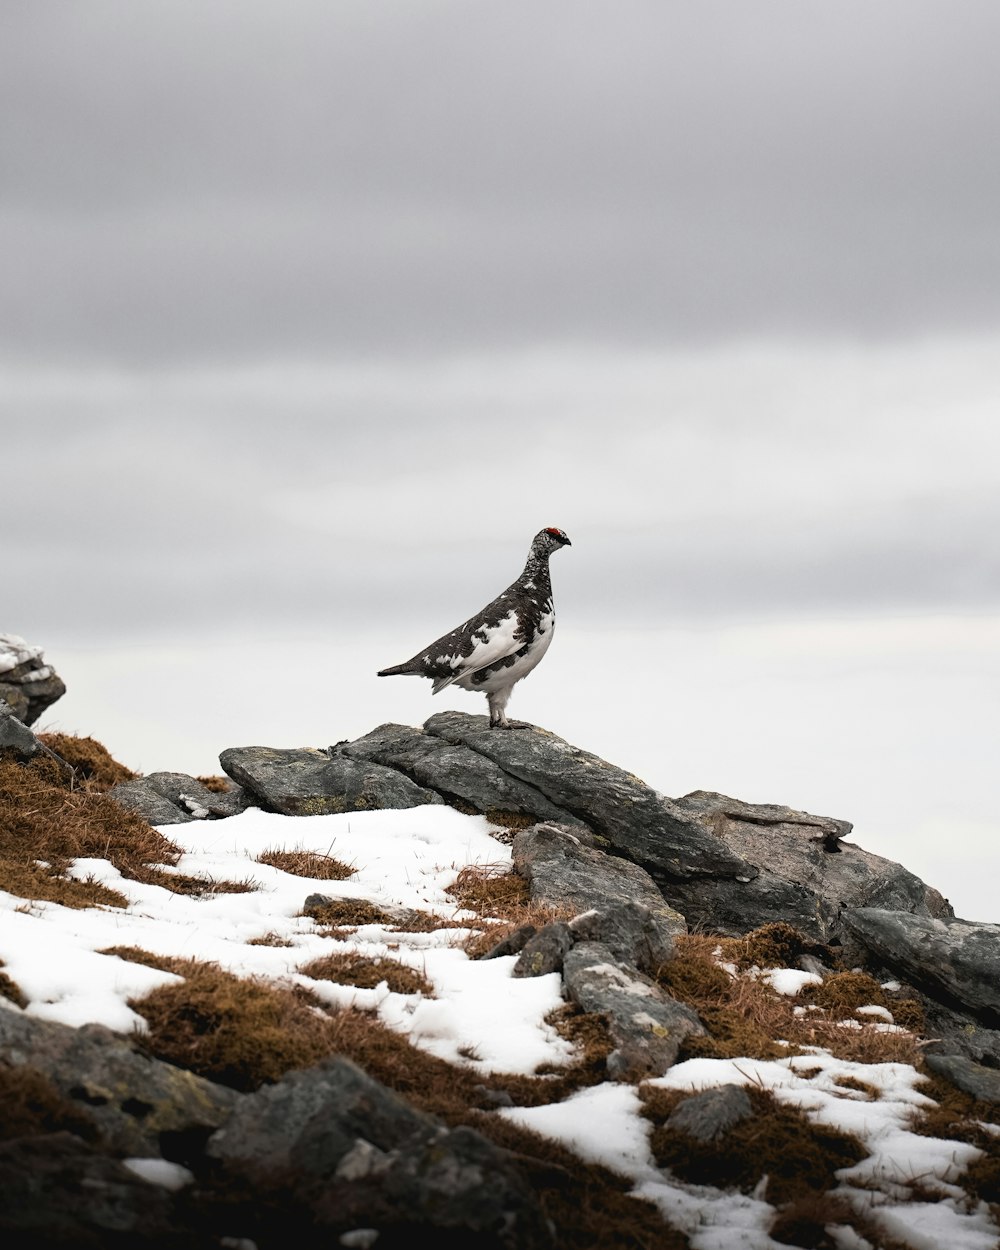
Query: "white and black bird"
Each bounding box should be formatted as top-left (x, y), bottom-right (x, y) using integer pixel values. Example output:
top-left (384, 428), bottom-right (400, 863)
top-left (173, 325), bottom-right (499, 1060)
top-left (377, 527), bottom-right (571, 728)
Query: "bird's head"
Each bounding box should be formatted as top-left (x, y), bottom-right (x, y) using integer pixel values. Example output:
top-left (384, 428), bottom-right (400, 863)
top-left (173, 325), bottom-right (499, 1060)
top-left (531, 527), bottom-right (572, 559)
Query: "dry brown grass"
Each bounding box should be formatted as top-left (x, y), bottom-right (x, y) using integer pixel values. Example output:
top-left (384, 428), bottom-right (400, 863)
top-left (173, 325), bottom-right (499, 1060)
top-left (195, 774), bottom-right (232, 793)
top-left (640, 1083), bottom-right (866, 1206)
top-left (37, 733), bottom-right (136, 789)
top-left (0, 750), bottom-right (181, 908)
top-left (0, 960), bottom-right (27, 1009)
top-left (444, 862), bottom-right (578, 957)
top-left (129, 959), bottom-right (340, 1092)
top-left (256, 847), bottom-right (355, 880)
top-left (298, 952), bottom-right (434, 996)
top-left (245, 932), bottom-right (294, 947)
top-left (138, 866), bottom-right (260, 896)
top-left (303, 897), bottom-right (398, 928)
top-left (657, 932), bottom-right (924, 1067)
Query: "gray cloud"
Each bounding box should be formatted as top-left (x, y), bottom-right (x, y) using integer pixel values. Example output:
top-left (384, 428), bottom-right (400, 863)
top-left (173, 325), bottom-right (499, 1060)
top-left (2, 2), bottom-right (1000, 361)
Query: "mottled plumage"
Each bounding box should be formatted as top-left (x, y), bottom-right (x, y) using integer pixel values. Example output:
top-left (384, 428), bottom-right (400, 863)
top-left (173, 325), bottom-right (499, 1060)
top-left (377, 527), bottom-right (571, 728)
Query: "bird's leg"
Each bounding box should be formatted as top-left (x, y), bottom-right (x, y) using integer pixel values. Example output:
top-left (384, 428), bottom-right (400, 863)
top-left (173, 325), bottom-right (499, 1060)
top-left (487, 690), bottom-right (512, 729)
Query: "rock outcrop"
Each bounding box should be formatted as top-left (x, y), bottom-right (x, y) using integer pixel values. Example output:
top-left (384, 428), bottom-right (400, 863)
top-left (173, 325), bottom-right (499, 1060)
top-left (0, 633), bottom-right (66, 726)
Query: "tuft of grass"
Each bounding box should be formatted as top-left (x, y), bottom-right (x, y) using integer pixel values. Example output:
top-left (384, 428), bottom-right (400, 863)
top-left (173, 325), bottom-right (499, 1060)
top-left (303, 897), bottom-right (397, 928)
top-left (640, 1083), bottom-right (867, 1206)
top-left (799, 971), bottom-right (925, 1031)
top-left (0, 860), bottom-right (129, 911)
top-left (445, 862), bottom-right (577, 957)
top-left (129, 960), bottom-right (341, 1092)
top-left (447, 862), bottom-right (531, 914)
top-left (245, 932), bottom-right (294, 947)
top-left (37, 733), bottom-right (137, 789)
top-left (0, 1064), bottom-right (101, 1143)
top-left (298, 952), bottom-right (434, 996)
top-left (657, 934), bottom-right (923, 1067)
top-left (723, 921), bottom-right (828, 972)
top-left (138, 867), bottom-right (260, 897)
top-left (0, 748), bottom-right (183, 909)
top-left (256, 847), bottom-right (355, 880)
top-left (195, 774), bottom-right (232, 793)
top-left (98, 945), bottom-right (182, 973)
top-left (0, 960), bottom-right (28, 1009)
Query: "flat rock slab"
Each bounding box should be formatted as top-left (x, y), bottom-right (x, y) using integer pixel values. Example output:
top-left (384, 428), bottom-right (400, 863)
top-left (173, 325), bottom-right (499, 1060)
top-left (341, 722), bottom-right (583, 823)
top-left (843, 908), bottom-right (1000, 1023)
top-left (425, 712), bottom-right (754, 881)
top-left (219, 745), bottom-right (443, 816)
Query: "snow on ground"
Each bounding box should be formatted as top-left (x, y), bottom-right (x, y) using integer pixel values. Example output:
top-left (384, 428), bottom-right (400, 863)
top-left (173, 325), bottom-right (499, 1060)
top-left (0, 802), bottom-right (997, 1249)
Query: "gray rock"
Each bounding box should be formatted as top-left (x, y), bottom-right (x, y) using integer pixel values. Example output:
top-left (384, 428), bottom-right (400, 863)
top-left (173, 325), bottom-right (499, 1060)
top-left (219, 744), bottom-right (443, 816)
top-left (108, 778), bottom-right (199, 825)
top-left (480, 924), bottom-right (538, 959)
top-left (662, 791), bottom-right (952, 942)
top-left (207, 1055), bottom-right (433, 1178)
top-left (512, 822), bottom-right (687, 952)
top-left (512, 922), bottom-right (574, 977)
top-left (110, 772), bottom-right (253, 824)
top-left (924, 1053), bottom-right (1000, 1104)
top-left (341, 722), bottom-right (583, 823)
top-left (568, 900), bottom-right (678, 974)
top-left (0, 701), bottom-right (45, 761)
top-left (208, 1056), bottom-right (552, 1247)
top-left (0, 633), bottom-right (66, 726)
top-left (425, 712), bottom-right (754, 881)
top-left (0, 702), bottom-right (75, 778)
top-left (666, 1084), bottom-right (754, 1142)
top-left (0, 1132), bottom-right (193, 1246)
top-left (562, 941), bottom-right (706, 1081)
top-left (843, 909), bottom-right (1000, 1024)
top-left (0, 1010), bottom-right (238, 1158)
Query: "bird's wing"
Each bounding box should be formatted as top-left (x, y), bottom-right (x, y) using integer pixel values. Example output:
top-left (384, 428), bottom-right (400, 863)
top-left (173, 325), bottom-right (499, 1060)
top-left (429, 607), bottom-right (523, 694)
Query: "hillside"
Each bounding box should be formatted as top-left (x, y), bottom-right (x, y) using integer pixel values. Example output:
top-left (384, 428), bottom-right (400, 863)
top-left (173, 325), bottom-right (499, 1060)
top-left (1, 698), bottom-right (999, 1249)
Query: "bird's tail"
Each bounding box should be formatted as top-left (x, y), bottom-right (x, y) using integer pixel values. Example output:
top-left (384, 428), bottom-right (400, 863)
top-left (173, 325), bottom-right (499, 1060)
top-left (377, 662), bottom-right (419, 677)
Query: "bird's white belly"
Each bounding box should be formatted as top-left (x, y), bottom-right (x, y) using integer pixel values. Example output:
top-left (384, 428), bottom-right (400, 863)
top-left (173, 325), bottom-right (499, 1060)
top-left (456, 615), bottom-right (554, 694)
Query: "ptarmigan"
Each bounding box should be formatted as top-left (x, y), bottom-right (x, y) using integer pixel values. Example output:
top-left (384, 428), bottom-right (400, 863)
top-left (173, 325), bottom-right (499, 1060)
top-left (377, 527), bottom-right (571, 728)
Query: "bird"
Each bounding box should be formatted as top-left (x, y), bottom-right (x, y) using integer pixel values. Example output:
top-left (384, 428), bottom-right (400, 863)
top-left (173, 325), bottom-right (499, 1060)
top-left (377, 527), bottom-right (572, 728)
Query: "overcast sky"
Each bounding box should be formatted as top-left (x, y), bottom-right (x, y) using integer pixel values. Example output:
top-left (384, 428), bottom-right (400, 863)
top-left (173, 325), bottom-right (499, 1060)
top-left (3, 4), bottom-right (1000, 921)
top-left (3, 0), bottom-right (999, 641)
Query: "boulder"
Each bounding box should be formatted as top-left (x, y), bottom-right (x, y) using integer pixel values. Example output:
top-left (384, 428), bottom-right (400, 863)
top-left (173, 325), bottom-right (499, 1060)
top-left (207, 1056), bottom-right (553, 1246)
top-left (843, 908), bottom-right (1000, 1024)
top-left (660, 791), bottom-right (952, 942)
top-left (512, 821), bottom-right (687, 952)
top-left (0, 633), bottom-right (66, 726)
top-left (424, 712), bottom-right (755, 881)
top-left (110, 772), bottom-right (253, 825)
top-left (341, 721), bottom-right (584, 823)
top-left (666, 1084), bottom-right (755, 1143)
top-left (219, 744), bottom-right (443, 816)
top-left (0, 1010), bottom-right (238, 1159)
top-left (562, 941), bottom-right (706, 1081)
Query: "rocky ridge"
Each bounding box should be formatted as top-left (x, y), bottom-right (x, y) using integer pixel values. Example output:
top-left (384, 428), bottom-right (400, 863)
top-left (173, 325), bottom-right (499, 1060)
top-left (2, 673), bottom-right (999, 1247)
